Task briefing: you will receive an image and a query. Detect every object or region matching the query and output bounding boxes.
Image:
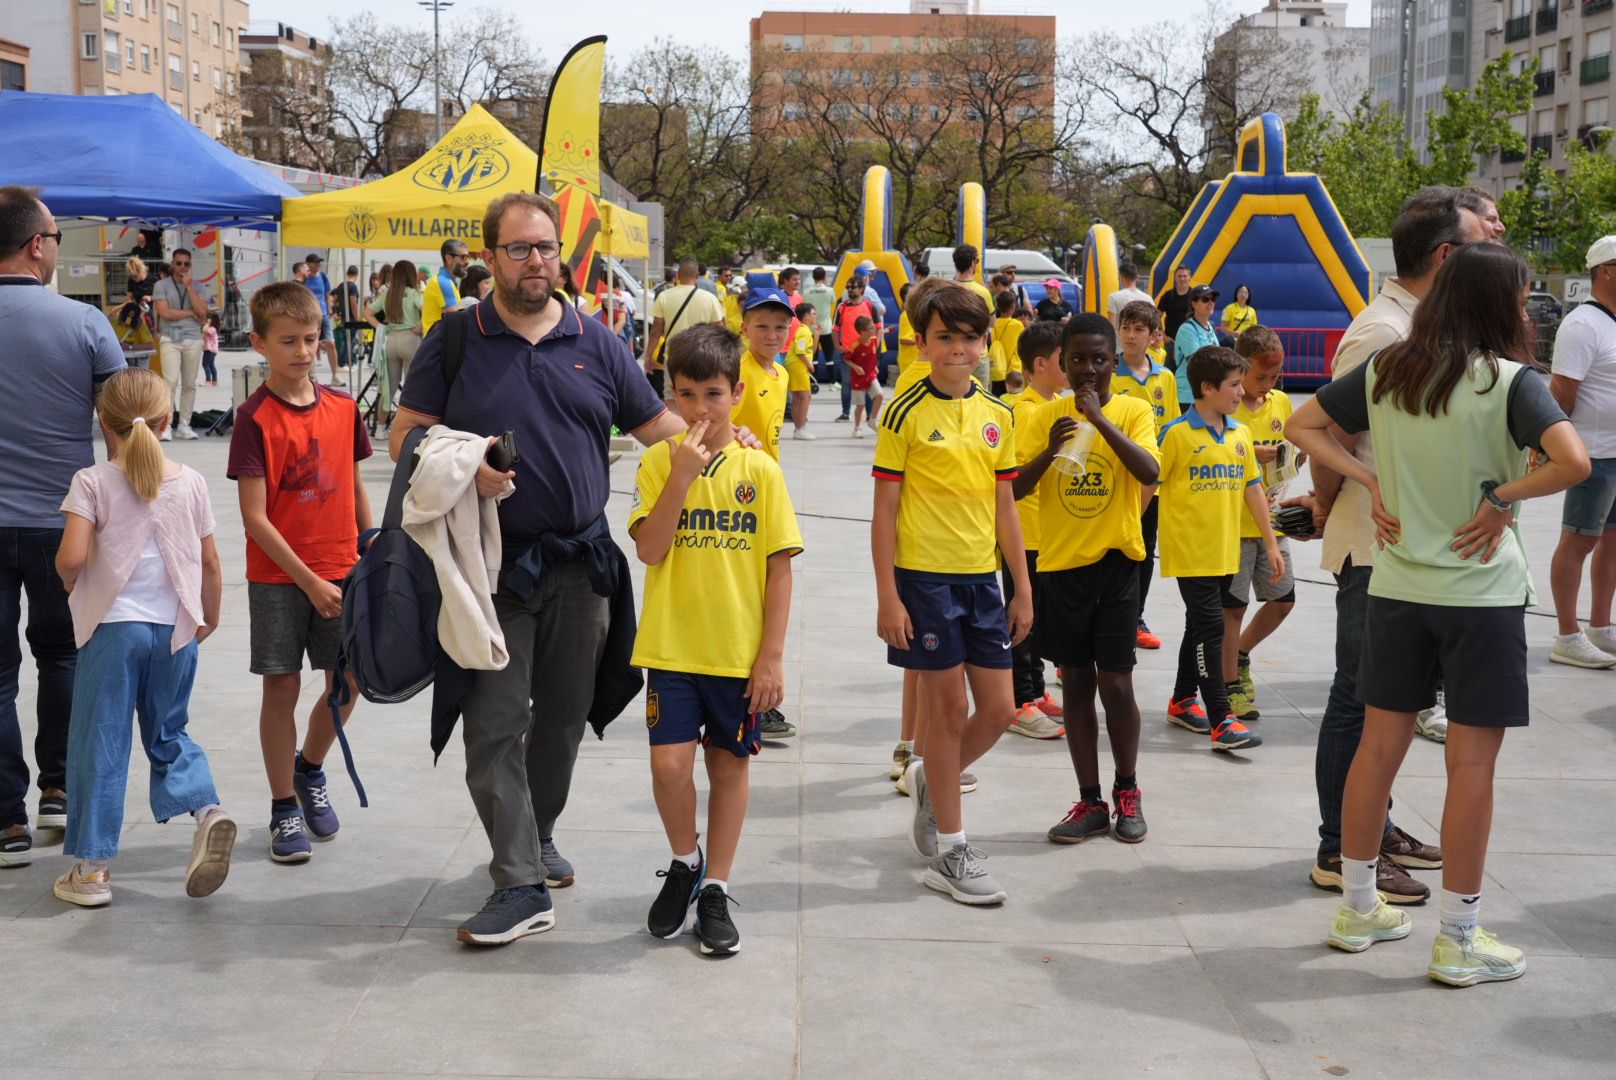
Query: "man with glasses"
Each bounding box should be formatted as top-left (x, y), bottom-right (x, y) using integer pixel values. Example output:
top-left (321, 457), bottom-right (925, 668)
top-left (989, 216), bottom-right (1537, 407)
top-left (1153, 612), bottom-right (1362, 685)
top-left (423, 238), bottom-right (471, 337)
top-left (1282, 187), bottom-right (1486, 905)
top-left (151, 246), bottom-right (209, 440)
top-left (0, 187), bottom-right (125, 868)
top-left (833, 273), bottom-right (876, 420)
top-left (390, 192), bottom-right (690, 946)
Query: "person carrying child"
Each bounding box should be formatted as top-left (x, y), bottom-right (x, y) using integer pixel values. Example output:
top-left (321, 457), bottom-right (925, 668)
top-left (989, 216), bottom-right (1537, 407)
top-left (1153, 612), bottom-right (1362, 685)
top-left (788, 301), bottom-right (819, 441)
top-left (847, 315), bottom-right (884, 437)
top-left (51, 367), bottom-right (234, 906)
top-left (1221, 326), bottom-right (1298, 722)
top-left (1157, 345), bottom-right (1283, 751)
top-left (227, 283), bottom-right (374, 864)
top-left (628, 323), bottom-right (802, 956)
top-left (1014, 314), bottom-right (1160, 843)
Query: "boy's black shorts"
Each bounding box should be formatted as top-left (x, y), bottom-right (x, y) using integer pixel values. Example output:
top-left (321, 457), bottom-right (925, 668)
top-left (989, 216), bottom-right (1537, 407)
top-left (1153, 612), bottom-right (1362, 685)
top-left (887, 569), bottom-right (1012, 671)
top-left (646, 670), bottom-right (762, 758)
top-left (1035, 550), bottom-right (1141, 673)
top-left (1359, 597), bottom-right (1528, 728)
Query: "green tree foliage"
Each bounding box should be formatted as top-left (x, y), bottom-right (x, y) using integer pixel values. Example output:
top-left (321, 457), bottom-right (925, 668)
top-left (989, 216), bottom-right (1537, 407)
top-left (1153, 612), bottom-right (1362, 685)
top-left (1286, 94), bottom-right (1418, 237)
top-left (1499, 135), bottom-right (1616, 271)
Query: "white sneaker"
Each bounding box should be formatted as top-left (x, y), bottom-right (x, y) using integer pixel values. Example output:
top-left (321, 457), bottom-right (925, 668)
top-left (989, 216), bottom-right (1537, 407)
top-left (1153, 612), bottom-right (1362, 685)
top-left (159, 426), bottom-right (172, 442)
top-left (1587, 625), bottom-right (1616, 657)
top-left (177, 423), bottom-right (199, 440)
top-left (851, 425), bottom-right (865, 439)
top-left (1415, 691), bottom-right (1448, 744)
top-left (1550, 631), bottom-right (1616, 669)
top-left (792, 428), bottom-right (817, 441)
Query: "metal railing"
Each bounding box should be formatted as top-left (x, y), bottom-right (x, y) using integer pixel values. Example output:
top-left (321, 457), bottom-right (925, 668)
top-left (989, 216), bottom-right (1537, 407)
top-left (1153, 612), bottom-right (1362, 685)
top-left (1272, 327), bottom-right (1347, 384)
top-left (1505, 14), bottom-right (1532, 41)
top-left (1536, 70), bottom-right (1556, 96)
top-left (1583, 53), bottom-right (1611, 84)
top-left (1586, 0), bottom-right (1612, 13)
top-left (1538, 6), bottom-right (1559, 34)
top-left (1531, 133), bottom-right (1555, 157)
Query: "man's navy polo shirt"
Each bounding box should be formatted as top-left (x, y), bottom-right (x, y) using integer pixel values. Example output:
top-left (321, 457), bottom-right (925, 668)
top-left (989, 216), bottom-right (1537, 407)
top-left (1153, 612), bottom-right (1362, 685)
top-left (401, 296), bottom-right (666, 543)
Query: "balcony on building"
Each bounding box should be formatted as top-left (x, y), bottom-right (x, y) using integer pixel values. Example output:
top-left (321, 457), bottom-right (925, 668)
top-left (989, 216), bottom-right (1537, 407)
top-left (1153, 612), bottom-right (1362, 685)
top-left (1586, 0), bottom-right (1613, 14)
top-left (1537, 4), bottom-right (1559, 34)
top-left (1530, 132), bottom-right (1554, 157)
top-left (1535, 70), bottom-right (1556, 95)
top-left (1583, 53), bottom-right (1612, 84)
top-left (1505, 14), bottom-right (1532, 42)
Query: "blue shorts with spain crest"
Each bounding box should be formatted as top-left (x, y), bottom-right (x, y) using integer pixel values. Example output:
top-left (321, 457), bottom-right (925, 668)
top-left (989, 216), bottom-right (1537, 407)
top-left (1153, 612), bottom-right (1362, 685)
top-left (887, 569), bottom-right (1013, 671)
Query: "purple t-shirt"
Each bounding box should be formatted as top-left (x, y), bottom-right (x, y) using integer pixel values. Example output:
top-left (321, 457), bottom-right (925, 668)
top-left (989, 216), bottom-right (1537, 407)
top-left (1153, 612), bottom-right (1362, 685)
top-left (400, 298), bottom-right (666, 543)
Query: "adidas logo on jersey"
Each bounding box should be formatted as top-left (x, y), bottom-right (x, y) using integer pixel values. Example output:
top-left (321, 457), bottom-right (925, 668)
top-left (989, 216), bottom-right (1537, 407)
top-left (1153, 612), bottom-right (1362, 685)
top-left (927, 429), bottom-right (945, 442)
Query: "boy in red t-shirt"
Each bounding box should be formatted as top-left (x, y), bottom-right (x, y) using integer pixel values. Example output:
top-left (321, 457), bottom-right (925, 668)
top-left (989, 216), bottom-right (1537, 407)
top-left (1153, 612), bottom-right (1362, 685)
top-left (847, 315), bottom-right (885, 437)
top-left (227, 283), bottom-right (373, 865)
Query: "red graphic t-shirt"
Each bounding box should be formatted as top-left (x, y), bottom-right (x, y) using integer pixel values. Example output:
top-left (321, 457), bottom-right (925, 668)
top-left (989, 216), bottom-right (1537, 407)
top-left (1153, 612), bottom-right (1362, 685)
top-left (227, 382), bottom-right (373, 584)
top-left (848, 341), bottom-right (880, 391)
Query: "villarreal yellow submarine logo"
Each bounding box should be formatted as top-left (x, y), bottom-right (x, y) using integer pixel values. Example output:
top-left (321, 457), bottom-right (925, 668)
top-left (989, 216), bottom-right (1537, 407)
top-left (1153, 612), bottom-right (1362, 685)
top-left (734, 482), bottom-right (757, 506)
top-left (412, 135), bottom-right (511, 193)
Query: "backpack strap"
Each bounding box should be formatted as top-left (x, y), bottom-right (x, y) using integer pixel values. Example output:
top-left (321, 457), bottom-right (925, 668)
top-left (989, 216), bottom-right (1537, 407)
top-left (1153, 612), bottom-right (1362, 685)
top-left (441, 308), bottom-right (468, 389)
top-left (383, 425), bottom-right (430, 531)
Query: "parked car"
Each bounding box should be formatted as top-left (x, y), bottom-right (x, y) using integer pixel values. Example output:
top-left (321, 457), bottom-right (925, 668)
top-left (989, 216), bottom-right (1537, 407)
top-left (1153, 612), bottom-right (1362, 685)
top-left (919, 247), bottom-right (1081, 311)
top-left (1527, 290), bottom-right (1563, 322)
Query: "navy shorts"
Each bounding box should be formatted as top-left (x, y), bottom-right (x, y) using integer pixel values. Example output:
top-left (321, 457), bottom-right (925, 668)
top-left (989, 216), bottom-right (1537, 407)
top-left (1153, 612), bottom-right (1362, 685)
top-left (645, 670), bottom-right (761, 758)
top-left (887, 569), bottom-right (1013, 671)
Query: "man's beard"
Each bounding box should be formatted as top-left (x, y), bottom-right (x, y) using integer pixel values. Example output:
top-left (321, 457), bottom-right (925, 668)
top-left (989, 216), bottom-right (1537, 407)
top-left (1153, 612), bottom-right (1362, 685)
top-left (499, 275), bottom-right (555, 316)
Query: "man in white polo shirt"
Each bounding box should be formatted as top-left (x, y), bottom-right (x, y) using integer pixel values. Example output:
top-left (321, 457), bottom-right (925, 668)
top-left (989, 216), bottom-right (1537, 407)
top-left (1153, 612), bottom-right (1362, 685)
top-left (1548, 236), bottom-right (1616, 668)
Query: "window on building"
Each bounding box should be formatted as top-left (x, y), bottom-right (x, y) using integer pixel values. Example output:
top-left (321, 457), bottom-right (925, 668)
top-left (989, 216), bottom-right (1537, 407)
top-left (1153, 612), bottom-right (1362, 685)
top-left (1018, 72), bottom-right (1039, 89)
top-left (140, 44), bottom-right (150, 71)
top-left (1018, 105), bottom-right (1040, 121)
top-left (887, 104), bottom-right (905, 120)
top-left (830, 103), bottom-right (852, 121)
top-left (833, 36), bottom-right (852, 53)
top-left (909, 70), bottom-right (922, 88)
top-left (226, 72), bottom-right (234, 93)
top-left (190, 12), bottom-right (198, 34)
top-left (930, 104), bottom-right (942, 121)
top-left (860, 69), bottom-right (874, 86)
top-left (782, 102), bottom-right (804, 121)
top-left (1, 60), bottom-right (24, 92)
top-left (192, 59), bottom-right (200, 81)
top-left (783, 68), bottom-right (803, 85)
top-left (891, 37), bottom-right (902, 53)
top-left (781, 34), bottom-right (803, 52)
top-left (964, 105), bottom-right (983, 122)
top-left (123, 0), bottom-right (133, 13)
top-left (126, 40), bottom-right (135, 67)
top-left (212, 21), bottom-right (221, 46)
top-left (969, 71), bottom-right (987, 88)
top-left (1589, 29), bottom-right (1612, 59)
top-left (1587, 96), bottom-right (1610, 127)
top-left (213, 67), bottom-right (221, 91)
top-left (833, 68), bottom-right (853, 86)
top-left (1017, 37), bottom-right (1039, 56)
top-left (82, 33), bottom-right (98, 60)
top-left (193, 108), bottom-right (201, 124)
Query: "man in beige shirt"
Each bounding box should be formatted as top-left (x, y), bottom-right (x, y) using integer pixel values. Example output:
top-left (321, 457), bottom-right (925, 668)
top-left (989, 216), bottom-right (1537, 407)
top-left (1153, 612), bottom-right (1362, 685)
top-left (1288, 187), bottom-right (1487, 903)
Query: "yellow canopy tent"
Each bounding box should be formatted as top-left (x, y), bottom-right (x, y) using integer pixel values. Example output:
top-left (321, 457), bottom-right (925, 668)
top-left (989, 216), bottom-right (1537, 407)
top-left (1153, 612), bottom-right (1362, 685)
top-left (599, 200), bottom-right (648, 260)
top-left (280, 104), bottom-right (537, 249)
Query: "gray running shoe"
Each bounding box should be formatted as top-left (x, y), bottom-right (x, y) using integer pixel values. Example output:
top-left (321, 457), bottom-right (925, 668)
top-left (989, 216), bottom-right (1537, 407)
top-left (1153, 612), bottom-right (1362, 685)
top-left (905, 759), bottom-right (937, 859)
top-left (540, 836), bottom-right (575, 888)
top-left (923, 842), bottom-right (1008, 906)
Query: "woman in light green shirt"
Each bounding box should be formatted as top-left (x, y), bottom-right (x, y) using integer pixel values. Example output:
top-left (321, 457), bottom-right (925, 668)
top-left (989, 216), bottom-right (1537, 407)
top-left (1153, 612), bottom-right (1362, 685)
top-left (367, 258), bottom-right (424, 422)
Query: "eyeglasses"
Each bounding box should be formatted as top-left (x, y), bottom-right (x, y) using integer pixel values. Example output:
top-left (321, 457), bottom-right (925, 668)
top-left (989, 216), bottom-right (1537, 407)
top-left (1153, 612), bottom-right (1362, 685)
top-left (172, 260), bottom-right (191, 267)
top-left (23, 231), bottom-right (62, 249)
top-left (493, 240), bottom-right (561, 262)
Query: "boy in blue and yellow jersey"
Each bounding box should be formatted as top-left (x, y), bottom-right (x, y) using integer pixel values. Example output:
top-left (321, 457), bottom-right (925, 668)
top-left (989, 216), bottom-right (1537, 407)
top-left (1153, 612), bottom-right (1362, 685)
top-left (1004, 321), bottom-right (1068, 740)
top-left (989, 290), bottom-right (1024, 396)
top-left (873, 277), bottom-right (1031, 906)
top-left (1014, 314), bottom-right (1160, 844)
top-left (731, 287), bottom-right (795, 462)
top-left (1112, 300), bottom-right (1180, 652)
top-left (787, 302), bottom-right (819, 442)
top-left (629, 323), bottom-right (802, 957)
top-left (1157, 345), bottom-right (1283, 752)
top-left (1220, 326), bottom-right (1298, 722)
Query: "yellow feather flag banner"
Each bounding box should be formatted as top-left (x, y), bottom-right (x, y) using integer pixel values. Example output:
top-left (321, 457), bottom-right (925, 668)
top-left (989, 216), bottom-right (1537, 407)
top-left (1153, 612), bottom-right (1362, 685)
top-left (540, 36), bottom-right (608, 303)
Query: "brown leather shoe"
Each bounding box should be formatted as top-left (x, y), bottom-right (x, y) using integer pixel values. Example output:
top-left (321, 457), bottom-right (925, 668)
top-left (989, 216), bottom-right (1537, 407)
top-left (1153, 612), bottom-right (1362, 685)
top-left (1380, 825), bottom-right (1442, 869)
top-left (1310, 854), bottom-right (1430, 905)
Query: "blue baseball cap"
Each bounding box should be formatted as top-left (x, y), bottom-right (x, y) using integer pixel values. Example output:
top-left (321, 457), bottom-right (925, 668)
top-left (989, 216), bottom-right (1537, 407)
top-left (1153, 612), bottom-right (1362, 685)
top-left (743, 286), bottom-right (795, 315)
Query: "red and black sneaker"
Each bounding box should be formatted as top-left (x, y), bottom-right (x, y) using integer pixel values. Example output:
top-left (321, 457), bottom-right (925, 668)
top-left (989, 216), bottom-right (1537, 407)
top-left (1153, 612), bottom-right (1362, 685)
top-left (1047, 800), bottom-right (1110, 844)
top-left (1166, 696), bottom-right (1210, 734)
top-left (1136, 620), bottom-right (1162, 650)
top-left (1111, 786), bottom-right (1147, 843)
top-left (1210, 716), bottom-right (1262, 752)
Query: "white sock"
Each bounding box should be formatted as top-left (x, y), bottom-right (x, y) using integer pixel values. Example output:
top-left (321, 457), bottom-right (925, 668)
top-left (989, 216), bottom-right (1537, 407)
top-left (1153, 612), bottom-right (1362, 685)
top-left (1342, 856), bottom-right (1379, 916)
top-left (1439, 888), bottom-right (1481, 940)
top-left (1558, 631), bottom-right (1585, 644)
top-left (674, 849), bottom-right (701, 869)
top-left (192, 803), bottom-right (220, 822)
top-left (937, 830), bottom-right (966, 850)
top-left (80, 859), bottom-right (109, 874)
top-left (898, 740), bottom-right (914, 752)
top-left (1591, 625), bottom-right (1613, 636)
top-left (704, 878), bottom-right (728, 895)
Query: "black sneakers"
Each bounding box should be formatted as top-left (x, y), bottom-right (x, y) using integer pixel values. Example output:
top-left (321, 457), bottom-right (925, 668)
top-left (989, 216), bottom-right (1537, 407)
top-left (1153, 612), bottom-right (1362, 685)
top-left (1111, 786), bottom-right (1148, 843)
top-left (0, 827), bottom-right (31, 868)
top-left (695, 884), bottom-right (740, 956)
top-left (35, 793), bottom-right (66, 831)
top-left (648, 852), bottom-right (704, 939)
top-left (760, 709), bottom-right (796, 740)
top-left (456, 884), bottom-right (556, 945)
top-left (1047, 800), bottom-right (1110, 844)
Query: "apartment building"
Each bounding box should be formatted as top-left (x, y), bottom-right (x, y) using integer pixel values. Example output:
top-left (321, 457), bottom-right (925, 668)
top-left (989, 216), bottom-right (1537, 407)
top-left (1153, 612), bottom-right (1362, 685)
top-left (0, 0), bottom-right (247, 137)
top-left (1472, 0), bottom-right (1616, 195)
top-left (750, 2), bottom-right (1056, 134)
top-left (1369, 0), bottom-right (1474, 157)
top-left (239, 21), bottom-right (332, 170)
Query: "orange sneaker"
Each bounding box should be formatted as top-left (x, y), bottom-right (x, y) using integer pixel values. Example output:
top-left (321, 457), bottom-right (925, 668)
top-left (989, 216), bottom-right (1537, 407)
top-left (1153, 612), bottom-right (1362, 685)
top-left (1136, 621), bottom-right (1162, 650)
top-left (1034, 692), bottom-right (1063, 719)
top-left (1210, 716), bottom-right (1263, 751)
top-left (1166, 696), bottom-right (1210, 734)
top-left (1011, 703), bottom-right (1064, 739)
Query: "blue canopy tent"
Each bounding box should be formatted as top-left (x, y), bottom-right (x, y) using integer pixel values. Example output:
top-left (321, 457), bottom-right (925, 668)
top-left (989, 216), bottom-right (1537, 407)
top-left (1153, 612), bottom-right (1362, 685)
top-left (0, 90), bottom-right (298, 227)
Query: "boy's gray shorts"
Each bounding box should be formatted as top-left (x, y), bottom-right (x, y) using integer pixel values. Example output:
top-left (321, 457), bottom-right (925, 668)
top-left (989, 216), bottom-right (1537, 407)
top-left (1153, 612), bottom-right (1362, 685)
top-left (248, 581), bottom-right (342, 675)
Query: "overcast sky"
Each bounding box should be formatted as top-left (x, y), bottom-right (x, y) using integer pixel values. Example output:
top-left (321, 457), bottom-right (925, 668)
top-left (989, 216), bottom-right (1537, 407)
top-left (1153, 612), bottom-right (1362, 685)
top-left (258, 1), bottom-right (1374, 69)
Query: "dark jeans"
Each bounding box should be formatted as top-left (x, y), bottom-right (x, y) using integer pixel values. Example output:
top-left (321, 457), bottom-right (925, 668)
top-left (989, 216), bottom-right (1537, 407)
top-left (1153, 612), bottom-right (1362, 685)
top-left (837, 356), bottom-right (852, 418)
top-left (1314, 558), bottom-right (1394, 860)
top-left (1137, 496), bottom-right (1159, 622)
top-left (1002, 549), bottom-right (1044, 706)
top-left (1173, 575), bottom-right (1230, 720)
top-left (0, 528), bottom-right (78, 829)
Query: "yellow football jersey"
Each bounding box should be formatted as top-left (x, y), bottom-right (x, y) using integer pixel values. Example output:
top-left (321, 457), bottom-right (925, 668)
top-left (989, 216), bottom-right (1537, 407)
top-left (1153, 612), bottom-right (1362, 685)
top-left (996, 316), bottom-right (1025, 376)
top-left (1234, 389), bottom-right (1294, 538)
top-left (1156, 410), bottom-right (1261, 577)
top-left (873, 380), bottom-right (1017, 576)
top-left (897, 311), bottom-right (920, 376)
top-left (628, 437), bottom-right (803, 678)
top-left (1020, 394), bottom-right (1159, 572)
top-left (1006, 386), bottom-right (1056, 551)
top-left (732, 351), bottom-right (787, 461)
top-left (1111, 360), bottom-right (1181, 436)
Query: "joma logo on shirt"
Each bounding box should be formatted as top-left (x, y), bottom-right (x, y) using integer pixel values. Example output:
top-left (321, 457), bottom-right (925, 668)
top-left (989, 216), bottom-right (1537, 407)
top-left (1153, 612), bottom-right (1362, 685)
top-left (678, 507), bottom-right (759, 534)
top-left (1186, 464), bottom-right (1245, 480)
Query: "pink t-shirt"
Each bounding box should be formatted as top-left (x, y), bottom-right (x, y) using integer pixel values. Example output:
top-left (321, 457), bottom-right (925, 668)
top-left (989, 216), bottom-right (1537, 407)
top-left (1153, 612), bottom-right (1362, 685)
top-left (203, 324), bottom-right (219, 352)
top-left (59, 462), bottom-right (215, 652)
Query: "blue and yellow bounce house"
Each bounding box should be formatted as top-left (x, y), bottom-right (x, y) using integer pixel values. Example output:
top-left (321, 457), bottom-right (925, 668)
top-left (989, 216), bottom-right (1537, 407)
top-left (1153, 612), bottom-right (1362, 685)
top-left (832, 166), bottom-right (915, 368)
top-left (1149, 112), bottom-right (1371, 388)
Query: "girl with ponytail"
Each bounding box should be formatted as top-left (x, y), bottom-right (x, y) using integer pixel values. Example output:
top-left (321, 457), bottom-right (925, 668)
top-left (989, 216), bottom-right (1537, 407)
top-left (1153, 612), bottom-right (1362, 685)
top-left (51, 367), bottom-right (234, 907)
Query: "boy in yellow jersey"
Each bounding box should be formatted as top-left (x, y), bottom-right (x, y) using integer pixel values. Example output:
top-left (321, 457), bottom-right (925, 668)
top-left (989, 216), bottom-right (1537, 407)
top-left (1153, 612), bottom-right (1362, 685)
top-left (873, 278), bottom-right (1031, 905)
top-left (721, 274), bottom-right (744, 333)
top-left (1111, 300), bottom-right (1181, 652)
top-left (1157, 345), bottom-right (1284, 751)
top-left (1221, 326), bottom-right (1297, 722)
top-left (730, 287), bottom-right (794, 462)
top-left (990, 290), bottom-right (1025, 396)
top-left (894, 282), bottom-right (927, 394)
top-left (1015, 313), bottom-right (1161, 842)
top-left (787, 302), bottom-right (819, 442)
top-left (1146, 325), bottom-right (1168, 367)
top-left (1004, 321), bottom-right (1068, 740)
top-left (629, 323), bottom-right (802, 957)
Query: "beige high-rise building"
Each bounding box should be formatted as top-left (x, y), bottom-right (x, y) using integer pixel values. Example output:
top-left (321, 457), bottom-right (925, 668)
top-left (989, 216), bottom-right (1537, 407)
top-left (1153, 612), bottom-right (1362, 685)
top-left (0, 0), bottom-right (248, 139)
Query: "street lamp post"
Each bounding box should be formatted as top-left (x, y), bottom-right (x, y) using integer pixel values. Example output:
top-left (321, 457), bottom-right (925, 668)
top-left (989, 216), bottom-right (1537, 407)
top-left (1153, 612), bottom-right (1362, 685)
top-left (418, 0), bottom-right (455, 142)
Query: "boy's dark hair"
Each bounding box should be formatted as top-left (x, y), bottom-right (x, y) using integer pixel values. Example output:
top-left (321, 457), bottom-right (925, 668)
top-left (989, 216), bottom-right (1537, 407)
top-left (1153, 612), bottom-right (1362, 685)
top-left (853, 315), bottom-right (874, 332)
top-left (0, 185), bottom-right (46, 255)
top-left (250, 281), bottom-right (323, 335)
top-left (778, 266), bottom-right (800, 284)
top-left (793, 301), bottom-right (815, 320)
top-left (913, 262), bottom-right (931, 280)
top-left (1187, 345), bottom-right (1249, 399)
top-left (1118, 261), bottom-right (1139, 282)
top-left (993, 290), bottom-right (1016, 315)
top-left (989, 272), bottom-right (1012, 289)
top-left (812, 266), bottom-right (827, 281)
top-left (899, 281), bottom-right (911, 301)
top-left (1235, 324), bottom-right (1284, 360)
top-left (906, 277), bottom-right (990, 337)
top-left (1017, 320), bottom-right (1063, 368)
top-left (951, 244), bottom-right (978, 273)
top-left (1062, 312), bottom-right (1116, 354)
top-left (667, 322), bottom-right (742, 387)
top-left (1117, 300), bottom-right (1160, 331)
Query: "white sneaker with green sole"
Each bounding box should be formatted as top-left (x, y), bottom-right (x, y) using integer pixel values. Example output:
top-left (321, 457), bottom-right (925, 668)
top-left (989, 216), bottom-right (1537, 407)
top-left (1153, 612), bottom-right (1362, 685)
top-left (1428, 927), bottom-right (1526, 986)
top-left (1327, 898), bottom-right (1412, 952)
